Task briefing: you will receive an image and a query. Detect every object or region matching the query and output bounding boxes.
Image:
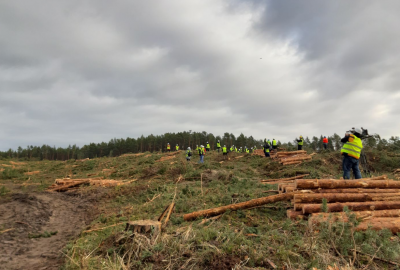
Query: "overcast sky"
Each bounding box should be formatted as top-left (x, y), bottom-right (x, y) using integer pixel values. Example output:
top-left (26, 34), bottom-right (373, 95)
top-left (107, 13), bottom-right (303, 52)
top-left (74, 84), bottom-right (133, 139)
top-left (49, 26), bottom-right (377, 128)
top-left (1, 0), bottom-right (399, 150)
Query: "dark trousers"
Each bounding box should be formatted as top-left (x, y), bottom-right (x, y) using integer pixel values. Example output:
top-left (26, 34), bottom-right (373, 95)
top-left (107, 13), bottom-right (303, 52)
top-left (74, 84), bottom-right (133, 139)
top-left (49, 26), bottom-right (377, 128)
top-left (217, 147), bottom-right (220, 152)
top-left (298, 145), bottom-right (303, 150)
top-left (264, 152), bottom-right (270, 157)
top-left (323, 143), bottom-right (327, 150)
top-left (206, 148), bottom-right (210, 152)
top-left (342, 155), bottom-right (362, 179)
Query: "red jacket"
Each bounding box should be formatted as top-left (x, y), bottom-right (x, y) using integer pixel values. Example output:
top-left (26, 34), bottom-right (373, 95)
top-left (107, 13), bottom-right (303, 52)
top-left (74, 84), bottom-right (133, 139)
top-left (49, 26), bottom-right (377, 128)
top-left (323, 138), bottom-right (328, 143)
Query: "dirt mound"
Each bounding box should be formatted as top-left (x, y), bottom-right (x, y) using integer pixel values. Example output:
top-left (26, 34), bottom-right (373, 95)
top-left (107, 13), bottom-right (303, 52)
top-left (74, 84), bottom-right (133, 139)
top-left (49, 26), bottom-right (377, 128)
top-left (0, 192), bottom-right (99, 270)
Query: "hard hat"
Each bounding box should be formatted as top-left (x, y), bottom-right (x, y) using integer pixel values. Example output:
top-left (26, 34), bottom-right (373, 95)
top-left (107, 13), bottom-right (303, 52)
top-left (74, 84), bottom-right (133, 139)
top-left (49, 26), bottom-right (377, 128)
top-left (224, 145), bottom-right (226, 147)
top-left (354, 128), bottom-right (362, 134)
top-left (273, 138), bottom-right (275, 140)
top-left (196, 145), bottom-right (198, 146)
top-left (324, 136), bottom-right (326, 138)
top-left (188, 147), bottom-right (191, 150)
top-left (176, 144), bottom-right (178, 146)
top-left (201, 145), bottom-right (204, 147)
top-left (207, 142), bottom-right (209, 143)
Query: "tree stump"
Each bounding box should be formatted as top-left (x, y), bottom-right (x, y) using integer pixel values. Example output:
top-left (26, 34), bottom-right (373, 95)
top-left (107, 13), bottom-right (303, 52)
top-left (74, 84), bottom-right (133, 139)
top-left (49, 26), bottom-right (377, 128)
top-left (125, 220), bottom-right (161, 235)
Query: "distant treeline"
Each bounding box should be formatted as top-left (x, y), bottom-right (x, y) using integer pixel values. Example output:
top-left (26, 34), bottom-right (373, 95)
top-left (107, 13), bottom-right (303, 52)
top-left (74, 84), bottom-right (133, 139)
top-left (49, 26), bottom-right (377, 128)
top-left (0, 131), bottom-right (398, 161)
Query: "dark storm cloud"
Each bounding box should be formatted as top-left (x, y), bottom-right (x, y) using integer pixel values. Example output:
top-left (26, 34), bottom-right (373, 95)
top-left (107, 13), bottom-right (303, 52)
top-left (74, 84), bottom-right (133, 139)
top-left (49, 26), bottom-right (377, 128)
top-left (0, 0), bottom-right (399, 150)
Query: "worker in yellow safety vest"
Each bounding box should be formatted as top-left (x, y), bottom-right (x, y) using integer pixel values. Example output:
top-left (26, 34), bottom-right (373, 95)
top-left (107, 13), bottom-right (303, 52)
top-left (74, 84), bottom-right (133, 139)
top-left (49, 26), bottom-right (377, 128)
top-left (341, 128), bottom-right (363, 179)
top-left (263, 141), bottom-right (270, 157)
top-left (222, 145), bottom-right (227, 159)
top-left (296, 136), bottom-right (304, 150)
top-left (167, 143), bottom-right (171, 152)
top-left (216, 140), bottom-right (221, 152)
top-left (176, 144), bottom-right (179, 151)
top-left (198, 145), bottom-right (205, 163)
top-left (206, 142), bottom-right (211, 152)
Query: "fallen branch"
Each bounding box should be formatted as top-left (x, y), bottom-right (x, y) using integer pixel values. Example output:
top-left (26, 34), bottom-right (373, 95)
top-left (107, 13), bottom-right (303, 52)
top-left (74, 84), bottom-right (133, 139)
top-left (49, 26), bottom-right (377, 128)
top-left (183, 193), bottom-right (294, 221)
top-left (0, 228), bottom-right (14, 234)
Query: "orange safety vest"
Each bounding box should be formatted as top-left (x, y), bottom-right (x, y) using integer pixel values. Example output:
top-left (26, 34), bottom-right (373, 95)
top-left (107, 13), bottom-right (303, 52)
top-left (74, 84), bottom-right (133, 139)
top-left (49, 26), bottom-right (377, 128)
top-left (323, 138), bottom-right (328, 143)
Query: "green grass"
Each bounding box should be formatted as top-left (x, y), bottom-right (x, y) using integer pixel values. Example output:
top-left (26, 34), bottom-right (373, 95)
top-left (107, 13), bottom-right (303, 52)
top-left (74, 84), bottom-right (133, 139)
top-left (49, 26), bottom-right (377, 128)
top-left (1, 149), bottom-right (399, 269)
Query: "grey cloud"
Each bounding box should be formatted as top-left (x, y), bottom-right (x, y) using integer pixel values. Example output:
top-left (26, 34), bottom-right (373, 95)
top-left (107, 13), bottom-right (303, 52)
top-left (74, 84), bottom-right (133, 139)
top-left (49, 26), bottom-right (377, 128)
top-left (0, 0), bottom-right (399, 150)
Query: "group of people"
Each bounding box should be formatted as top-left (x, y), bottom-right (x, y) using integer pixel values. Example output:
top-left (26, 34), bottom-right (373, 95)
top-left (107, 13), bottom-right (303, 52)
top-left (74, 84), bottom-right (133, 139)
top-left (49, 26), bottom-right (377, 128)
top-left (167, 128), bottom-right (364, 180)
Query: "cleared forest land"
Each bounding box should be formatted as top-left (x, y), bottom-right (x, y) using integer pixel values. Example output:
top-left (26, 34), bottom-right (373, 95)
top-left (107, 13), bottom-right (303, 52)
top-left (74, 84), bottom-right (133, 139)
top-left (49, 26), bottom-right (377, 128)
top-left (1, 149), bottom-right (400, 269)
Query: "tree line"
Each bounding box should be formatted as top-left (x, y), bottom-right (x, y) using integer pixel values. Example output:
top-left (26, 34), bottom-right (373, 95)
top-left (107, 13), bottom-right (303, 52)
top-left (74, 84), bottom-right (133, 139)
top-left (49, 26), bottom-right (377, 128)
top-left (0, 131), bottom-right (398, 161)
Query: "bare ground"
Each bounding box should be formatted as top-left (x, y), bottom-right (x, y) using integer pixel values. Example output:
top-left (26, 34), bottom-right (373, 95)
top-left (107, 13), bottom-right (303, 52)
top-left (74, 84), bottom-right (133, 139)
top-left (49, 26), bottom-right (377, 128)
top-left (0, 192), bottom-right (100, 270)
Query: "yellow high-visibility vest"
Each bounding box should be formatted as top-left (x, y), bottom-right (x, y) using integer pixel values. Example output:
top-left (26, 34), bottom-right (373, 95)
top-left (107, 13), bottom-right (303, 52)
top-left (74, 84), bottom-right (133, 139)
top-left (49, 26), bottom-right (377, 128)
top-left (341, 134), bottom-right (363, 159)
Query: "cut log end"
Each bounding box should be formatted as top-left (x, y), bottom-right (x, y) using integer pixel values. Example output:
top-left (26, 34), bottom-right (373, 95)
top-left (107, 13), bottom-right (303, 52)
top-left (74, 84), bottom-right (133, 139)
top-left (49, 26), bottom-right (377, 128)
top-left (125, 220), bottom-right (162, 235)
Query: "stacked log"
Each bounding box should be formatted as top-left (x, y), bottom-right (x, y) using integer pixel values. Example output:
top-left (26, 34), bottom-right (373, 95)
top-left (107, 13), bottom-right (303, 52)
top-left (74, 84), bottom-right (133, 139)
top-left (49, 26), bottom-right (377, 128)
top-left (261, 174), bottom-right (309, 185)
top-left (276, 151), bottom-right (312, 166)
top-left (280, 175), bottom-right (400, 233)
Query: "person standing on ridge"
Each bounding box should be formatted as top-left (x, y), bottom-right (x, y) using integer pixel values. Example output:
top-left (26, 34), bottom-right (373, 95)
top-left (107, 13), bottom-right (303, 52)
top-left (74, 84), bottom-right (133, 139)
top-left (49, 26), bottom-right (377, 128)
top-left (263, 141), bottom-right (270, 157)
top-left (186, 147), bottom-right (192, 162)
top-left (206, 142), bottom-right (211, 152)
top-left (272, 139), bottom-right (277, 151)
top-left (216, 140), bottom-right (221, 152)
top-left (296, 136), bottom-right (304, 150)
top-left (341, 128), bottom-right (363, 179)
top-left (198, 145), bottom-right (205, 163)
top-left (176, 144), bottom-right (179, 151)
top-left (230, 145), bottom-right (234, 152)
top-left (222, 145), bottom-right (228, 159)
top-left (323, 136), bottom-right (328, 150)
top-left (195, 145), bottom-right (199, 151)
top-left (167, 143), bottom-right (171, 152)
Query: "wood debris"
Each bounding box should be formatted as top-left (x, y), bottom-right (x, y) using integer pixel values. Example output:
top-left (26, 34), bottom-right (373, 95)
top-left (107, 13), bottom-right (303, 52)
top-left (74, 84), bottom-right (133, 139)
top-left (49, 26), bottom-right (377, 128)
top-left (47, 178), bottom-right (137, 192)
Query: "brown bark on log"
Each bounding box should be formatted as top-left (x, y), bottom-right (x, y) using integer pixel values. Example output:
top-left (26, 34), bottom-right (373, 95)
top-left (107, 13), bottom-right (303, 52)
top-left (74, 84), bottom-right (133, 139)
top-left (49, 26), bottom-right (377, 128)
top-left (183, 193), bottom-right (294, 221)
top-left (294, 203), bottom-right (307, 211)
top-left (282, 161), bottom-right (303, 166)
top-left (312, 188), bottom-right (400, 193)
top-left (355, 218), bottom-right (400, 233)
top-left (49, 180), bottom-right (90, 192)
top-left (309, 209), bottom-right (400, 225)
top-left (261, 174), bottom-right (309, 182)
top-left (262, 181), bottom-right (294, 185)
top-left (294, 193), bottom-right (400, 204)
top-left (277, 151), bottom-right (307, 155)
top-left (296, 179), bottom-right (398, 189)
top-left (285, 186), bottom-right (296, 193)
top-left (287, 210), bottom-right (304, 220)
top-left (281, 156), bottom-right (312, 162)
top-left (302, 201), bottom-right (400, 214)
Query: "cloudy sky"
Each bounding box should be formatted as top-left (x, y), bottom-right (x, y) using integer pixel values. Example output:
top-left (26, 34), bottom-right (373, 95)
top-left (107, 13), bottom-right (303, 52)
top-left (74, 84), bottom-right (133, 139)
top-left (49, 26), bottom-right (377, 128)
top-left (1, 0), bottom-right (399, 150)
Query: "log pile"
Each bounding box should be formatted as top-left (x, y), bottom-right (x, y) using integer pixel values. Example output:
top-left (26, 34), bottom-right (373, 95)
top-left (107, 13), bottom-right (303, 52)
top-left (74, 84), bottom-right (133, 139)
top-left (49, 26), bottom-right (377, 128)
top-left (47, 178), bottom-right (136, 192)
top-left (261, 174), bottom-right (310, 185)
top-left (276, 151), bottom-right (312, 166)
top-left (280, 175), bottom-right (400, 233)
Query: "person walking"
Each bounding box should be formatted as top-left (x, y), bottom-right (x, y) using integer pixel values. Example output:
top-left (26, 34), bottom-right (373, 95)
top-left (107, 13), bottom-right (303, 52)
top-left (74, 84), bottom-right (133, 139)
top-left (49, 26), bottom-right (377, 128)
top-left (230, 145), bottom-right (234, 152)
top-left (296, 136), bottom-right (304, 150)
top-left (206, 142), bottom-right (211, 152)
top-left (167, 143), bottom-right (171, 152)
top-left (341, 128), bottom-right (363, 179)
top-left (198, 145), bottom-right (205, 163)
top-left (186, 147), bottom-right (192, 162)
top-left (176, 144), bottom-right (179, 151)
top-left (216, 140), bottom-right (221, 152)
top-left (222, 145), bottom-right (228, 160)
top-left (323, 136), bottom-right (328, 150)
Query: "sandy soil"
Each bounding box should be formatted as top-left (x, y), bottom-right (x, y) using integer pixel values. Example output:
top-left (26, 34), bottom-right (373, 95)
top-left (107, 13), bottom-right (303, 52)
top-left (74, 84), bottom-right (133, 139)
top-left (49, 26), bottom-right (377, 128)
top-left (0, 192), bottom-right (99, 270)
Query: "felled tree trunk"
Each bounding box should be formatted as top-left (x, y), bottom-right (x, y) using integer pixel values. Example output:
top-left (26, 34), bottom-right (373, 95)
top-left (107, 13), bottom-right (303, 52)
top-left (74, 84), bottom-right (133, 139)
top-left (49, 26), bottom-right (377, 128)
top-left (260, 174), bottom-right (309, 183)
top-left (183, 193), bottom-right (293, 221)
top-left (287, 209), bottom-right (304, 220)
top-left (302, 201), bottom-right (400, 214)
top-left (309, 209), bottom-right (400, 225)
top-left (294, 193), bottom-right (400, 204)
top-left (296, 179), bottom-right (400, 189)
top-left (312, 188), bottom-right (400, 193)
top-left (355, 218), bottom-right (400, 233)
